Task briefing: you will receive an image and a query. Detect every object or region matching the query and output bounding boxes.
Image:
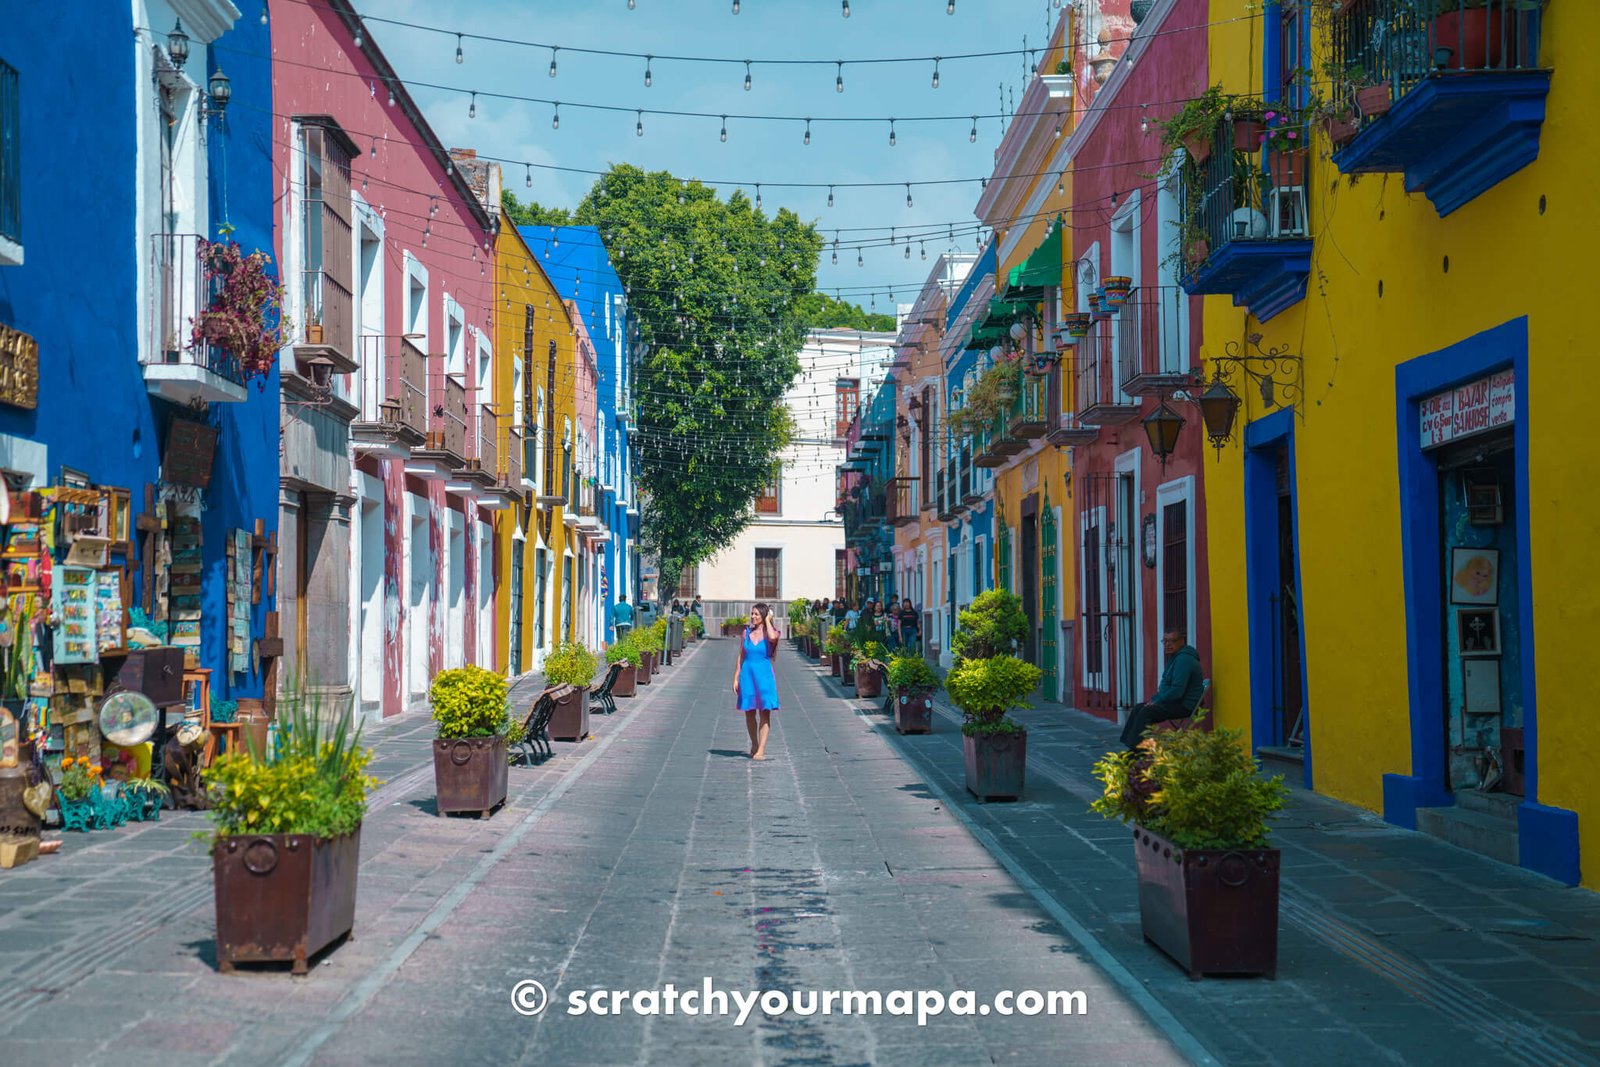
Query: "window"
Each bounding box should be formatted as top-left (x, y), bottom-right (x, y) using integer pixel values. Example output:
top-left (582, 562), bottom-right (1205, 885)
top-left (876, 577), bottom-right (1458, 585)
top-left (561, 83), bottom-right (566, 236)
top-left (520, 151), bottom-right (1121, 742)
top-left (534, 548), bottom-right (548, 650)
top-left (675, 567), bottom-right (699, 600)
top-left (1162, 500), bottom-right (1188, 639)
top-left (444, 298), bottom-right (466, 378)
top-left (405, 254), bottom-right (428, 338)
top-left (299, 124), bottom-right (354, 357)
top-left (755, 548), bottom-right (781, 600)
top-left (755, 479), bottom-right (781, 515)
top-left (1083, 519), bottom-right (1104, 677)
top-left (474, 327), bottom-right (492, 394)
top-left (0, 58), bottom-right (19, 260)
top-left (835, 378), bottom-right (860, 438)
top-left (835, 550), bottom-right (848, 600)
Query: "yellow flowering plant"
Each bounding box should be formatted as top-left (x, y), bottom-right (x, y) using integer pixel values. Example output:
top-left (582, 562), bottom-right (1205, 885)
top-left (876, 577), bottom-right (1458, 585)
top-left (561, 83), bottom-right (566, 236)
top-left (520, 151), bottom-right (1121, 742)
top-left (429, 665), bottom-right (512, 739)
top-left (57, 756), bottom-right (103, 802)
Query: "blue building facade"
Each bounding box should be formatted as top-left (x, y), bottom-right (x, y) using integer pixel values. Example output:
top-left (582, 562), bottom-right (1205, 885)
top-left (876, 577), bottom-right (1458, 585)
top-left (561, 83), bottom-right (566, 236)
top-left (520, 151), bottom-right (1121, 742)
top-left (0, 3), bottom-right (280, 716)
top-left (518, 224), bottom-right (635, 640)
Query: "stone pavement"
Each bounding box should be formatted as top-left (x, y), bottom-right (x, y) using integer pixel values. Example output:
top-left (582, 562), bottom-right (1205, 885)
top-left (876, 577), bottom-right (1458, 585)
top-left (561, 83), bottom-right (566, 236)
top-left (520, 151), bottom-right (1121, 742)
top-left (812, 657), bottom-right (1600, 1067)
top-left (0, 638), bottom-right (1187, 1066)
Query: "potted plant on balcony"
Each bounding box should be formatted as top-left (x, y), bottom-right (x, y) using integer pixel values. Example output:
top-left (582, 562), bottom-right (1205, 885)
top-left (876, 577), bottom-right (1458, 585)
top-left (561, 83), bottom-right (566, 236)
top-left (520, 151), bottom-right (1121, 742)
top-left (1102, 276), bottom-right (1134, 308)
top-left (852, 640), bottom-right (889, 698)
top-left (1261, 108), bottom-right (1309, 188)
top-left (429, 665), bottom-right (514, 818)
top-left (606, 634), bottom-right (640, 698)
top-left (887, 654), bottom-right (941, 735)
top-left (824, 624), bottom-right (850, 678)
top-left (947, 589), bottom-right (1036, 800)
top-left (205, 693), bottom-right (376, 975)
top-left (1153, 84), bottom-right (1231, 168)
top-left (1430, 0), bottom-right (1537, 71)
top-left (1091, 718), bottom-right (1289, 978)
top-left (944, 363), bottom-right (1019, 439)
top-left (543, 641), bottom-right (599, 741)
top-left (191, 240), bottom-right (290, 388)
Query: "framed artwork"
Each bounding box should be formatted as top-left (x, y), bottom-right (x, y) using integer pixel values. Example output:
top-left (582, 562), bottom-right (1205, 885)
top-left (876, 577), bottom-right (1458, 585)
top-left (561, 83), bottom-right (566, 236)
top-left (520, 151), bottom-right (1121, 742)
top-left (1456, 608), bottom-right (1500, 657)
top-left (1449, 547), bottom-right (1499, 606)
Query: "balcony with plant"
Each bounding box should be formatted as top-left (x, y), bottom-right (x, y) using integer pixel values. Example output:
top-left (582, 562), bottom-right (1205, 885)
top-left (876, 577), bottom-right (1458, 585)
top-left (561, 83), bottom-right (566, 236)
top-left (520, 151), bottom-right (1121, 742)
top-left (1329, 0), bottom-right (1549, 216)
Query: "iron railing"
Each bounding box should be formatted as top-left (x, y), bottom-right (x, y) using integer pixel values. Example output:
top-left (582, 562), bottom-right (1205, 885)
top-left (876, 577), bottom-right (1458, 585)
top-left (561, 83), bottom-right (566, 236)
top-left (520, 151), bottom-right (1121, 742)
top-left (1113, 286), bottom-right (1193, 393)
top-left (1007, 371), bottom-right (1049, 437)
top-left (505, 421), bottom-right (523, 487)
top-left (0, 59), bottom-right (18, 248)
top-left (1184, 116), bottom-right (1311, 277)
top-left (301, 268), bottom-right (353, 355)
top-left (147, 233), bottom-right (245, 385)
top-left (476, 403), bottom-right (498, 473)
top-left (887, 476), bottom-right (916, 527)
top-left (1074, 317), bottom-right (1126, 416)
top-left (1333, 0), bottom-right (1541, 123)
top-left (428, 356), bottom-right (468, 459)
top-left (396, 338), bottom-right (428, 438)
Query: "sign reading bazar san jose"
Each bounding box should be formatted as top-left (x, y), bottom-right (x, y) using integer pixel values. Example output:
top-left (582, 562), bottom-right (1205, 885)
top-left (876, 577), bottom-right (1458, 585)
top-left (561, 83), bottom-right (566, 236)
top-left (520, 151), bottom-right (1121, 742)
top-left (0, 323), bottom-right (40, 410)
top-left (1419, 369), bottom-right (1514, 450)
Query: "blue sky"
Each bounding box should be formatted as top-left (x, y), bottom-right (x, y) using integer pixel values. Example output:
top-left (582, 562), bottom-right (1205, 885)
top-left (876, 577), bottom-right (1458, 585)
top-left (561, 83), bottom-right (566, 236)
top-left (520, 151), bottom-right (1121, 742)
top-left (367, 0), bottom-right (1064, 301)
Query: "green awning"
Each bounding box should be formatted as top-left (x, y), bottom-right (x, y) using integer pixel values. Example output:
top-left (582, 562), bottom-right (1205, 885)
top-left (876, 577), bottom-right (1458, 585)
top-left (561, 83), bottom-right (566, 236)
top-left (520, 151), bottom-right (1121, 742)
top-left (964, 323), bottom-right (1008, 350)
top-left (1003, 219), bottom-right (1064, 301)
top-left (982, 298), bottom-right (1031, 327)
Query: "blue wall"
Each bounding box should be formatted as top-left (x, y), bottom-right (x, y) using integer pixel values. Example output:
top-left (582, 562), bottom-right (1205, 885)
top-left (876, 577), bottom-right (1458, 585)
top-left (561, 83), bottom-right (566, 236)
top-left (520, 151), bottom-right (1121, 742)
top-left (0, 5), bottom-right (279, 700)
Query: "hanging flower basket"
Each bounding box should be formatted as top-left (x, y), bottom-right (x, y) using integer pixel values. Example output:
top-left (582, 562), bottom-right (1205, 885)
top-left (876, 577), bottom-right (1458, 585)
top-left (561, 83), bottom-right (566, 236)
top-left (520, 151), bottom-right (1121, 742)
top-left (1028, 350), bottom-right (1057, 376)
top-left (1103, 276), bottom-right (1134, 308)
top-left (1065, 313), bottom-right (1092, 339)
top-left (190, 240), bottom-right (290, 389)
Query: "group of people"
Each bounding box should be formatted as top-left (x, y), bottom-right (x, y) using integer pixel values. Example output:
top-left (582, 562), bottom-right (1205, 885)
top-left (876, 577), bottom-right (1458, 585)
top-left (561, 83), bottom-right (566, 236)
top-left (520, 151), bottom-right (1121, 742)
top-left (800, 596), bottom-right (923, 655)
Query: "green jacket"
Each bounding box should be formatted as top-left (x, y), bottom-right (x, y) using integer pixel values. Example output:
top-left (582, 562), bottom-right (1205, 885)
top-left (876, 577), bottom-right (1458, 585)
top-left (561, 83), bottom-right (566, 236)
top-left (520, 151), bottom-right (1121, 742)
top-left (1153, 645), bottom-right (1205, 711)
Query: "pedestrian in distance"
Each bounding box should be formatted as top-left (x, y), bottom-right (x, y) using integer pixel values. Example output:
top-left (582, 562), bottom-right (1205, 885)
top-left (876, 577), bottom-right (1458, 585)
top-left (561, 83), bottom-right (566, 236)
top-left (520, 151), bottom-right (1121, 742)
top-left (1120, 627), bottom-right (1207, 748)
top-left (734, 602), bottom-right (781, 760)
top-left (691, 595), bottom-right (704, 620)
top-left (898, 597), bottom-right (921, 656)
top-left (611, 594), bottom-right (634, 640)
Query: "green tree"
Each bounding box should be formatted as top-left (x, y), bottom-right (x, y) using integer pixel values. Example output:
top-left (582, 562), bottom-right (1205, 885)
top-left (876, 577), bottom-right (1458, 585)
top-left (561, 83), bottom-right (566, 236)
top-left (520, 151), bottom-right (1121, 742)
top-left (559, 166), bottom-right (823, 589)
top-left (501, 190), bottom-right (573, 227)
top-left (793, 291), bottom-right (897, 332)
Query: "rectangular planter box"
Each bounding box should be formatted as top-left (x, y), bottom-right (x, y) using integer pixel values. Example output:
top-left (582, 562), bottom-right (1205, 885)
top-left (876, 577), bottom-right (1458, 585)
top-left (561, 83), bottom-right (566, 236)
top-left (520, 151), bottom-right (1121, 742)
top-left (854, 663), bottom-right (882, 698)
top-left (213, 827), bottom-right (360, 976)
top-left (612, 663), bottom-right (637, 697)
top-left (829, 653), bottom-right (843, 678)
top-left (432, 736), bottom-right (509, 817)
top-left (1133, 825), bottom-right (1280, 979)
top-left (636, 652), bottom-right (654, 684)
top-left (963, 730), bottom-right (1026, 801)
top-left (548, 685), bottom-right (591, 741)
top-left (893, 690), bottom-right (935, 734)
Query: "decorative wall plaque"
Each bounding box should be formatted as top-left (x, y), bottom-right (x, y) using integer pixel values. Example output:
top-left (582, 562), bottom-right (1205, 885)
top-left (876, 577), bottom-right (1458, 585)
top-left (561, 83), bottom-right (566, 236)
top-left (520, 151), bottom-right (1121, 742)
top-left (0, 323), bottom-right (40, 410)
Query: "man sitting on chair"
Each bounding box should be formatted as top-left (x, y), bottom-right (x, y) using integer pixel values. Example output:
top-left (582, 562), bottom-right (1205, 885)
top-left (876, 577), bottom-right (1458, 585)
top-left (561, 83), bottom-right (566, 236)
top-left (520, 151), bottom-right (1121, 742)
top-left (1120, 627), bottom-right (1206, 749)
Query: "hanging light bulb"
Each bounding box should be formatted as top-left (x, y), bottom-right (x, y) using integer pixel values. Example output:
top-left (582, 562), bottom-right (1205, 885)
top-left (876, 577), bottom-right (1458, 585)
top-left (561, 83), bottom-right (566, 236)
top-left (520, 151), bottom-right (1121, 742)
top-left (921, 241), bottom-right (927, 260)
top-left (644, 56), bottom-right (653, 87)
top-left (755, 184), bottom-right (762, 210)
top-left (827, 186), bottom-right (834, 208)
top-left (370, 137), bottom-right (377, 159)
top-left (455, 33), bottom-right (464, 64)
top-left (549, 47), bottom-right (558, 77)
top-left (732, 0), bottom-right (740, 10)
top-left (803, 118), bottom-right (811, 145)
top-left (969, 116), bottom-right (978, 142)
top-left (261, 2), bottom-right (268, 25)
top-left (931, 58), bottom-right (941, 89)
top-left (841, 0), bottom-right (850, 16)
top-left (628, 0), bottom-right (636, 7)
top-left (468, 92), bottom-right (476, 119)
top-left (905, 184), bottom-right (913, 207)
top-left (526, 165), bottom-right (533, 188)
top-left (552, 103), bottom-right (560, 129)
top-left (744, 61), bottom-right (752, 91)
top-left (353, 19), bottom-right (363, 47)
top-left (720, 116), bottom-right (727, 142)
top-left (857, 249), bottom-right (864, 267)
top-left (836, 62), bottom-right (844, 93)
top-left (388, 83), bottom-right (397, 107)
top-left (904, 244), bottom-right (911, 259)
top-left (636, 109), bottom-right (644, 136)
top-left (832, 248), bottom-right (839, 265)
top-left (888, 119), bottom-right (896, 147)
top-left (947, 0), bottom-right (955, 12)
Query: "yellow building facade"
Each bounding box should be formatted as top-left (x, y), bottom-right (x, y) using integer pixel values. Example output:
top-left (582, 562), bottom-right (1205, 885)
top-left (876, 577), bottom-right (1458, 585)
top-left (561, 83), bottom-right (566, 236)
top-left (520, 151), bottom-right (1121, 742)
top-left (492, 224), bottom-right (577, 675)
top-left (1195, 1), bottom-right (1589, 885)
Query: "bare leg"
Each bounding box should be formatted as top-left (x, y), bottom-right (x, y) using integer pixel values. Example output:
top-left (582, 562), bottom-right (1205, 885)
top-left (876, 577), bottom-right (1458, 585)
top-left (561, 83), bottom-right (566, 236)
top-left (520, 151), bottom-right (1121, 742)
top-left (752, 711), bottom-right (772, 760)
top-left (745, 711), bottom-right (759, 756)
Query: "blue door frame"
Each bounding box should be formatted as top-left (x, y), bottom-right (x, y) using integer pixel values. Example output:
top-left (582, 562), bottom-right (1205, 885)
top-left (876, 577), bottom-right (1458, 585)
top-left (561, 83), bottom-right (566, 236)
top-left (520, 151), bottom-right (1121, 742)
top-left (1243, 407), bottom-right (1312, 789)
top-left (1385, 316), bottom-right (1578, 885)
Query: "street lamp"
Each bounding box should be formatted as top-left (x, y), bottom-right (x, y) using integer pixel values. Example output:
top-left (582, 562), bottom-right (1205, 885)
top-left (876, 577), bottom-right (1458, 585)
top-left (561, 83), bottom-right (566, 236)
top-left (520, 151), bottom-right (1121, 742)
top-left (207, 67), bottom-right (232, 111)
top-left (1142, 400), bottom-right (1184, 467)
top-left (167, 19), bottom-right (190, 67)
top-left (1197, 370), bottom-right (1242, 456)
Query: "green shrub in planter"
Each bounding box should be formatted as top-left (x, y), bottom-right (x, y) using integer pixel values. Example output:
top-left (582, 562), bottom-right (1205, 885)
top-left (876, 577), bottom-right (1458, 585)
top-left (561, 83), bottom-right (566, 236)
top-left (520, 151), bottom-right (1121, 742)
top-left (946, 654), bottom-right (1040, 737)
top-left (950, 589), bottom-right (1029, 663)
top-left (787, 598), bottom-right (809, 629)
top-left (1091, 717), bottom-right (1288, 851)
top-left (823, 623), bottom-right (851, 656)
top-left (684, 614), bottom-right (704, 637)
top-left (544, 641), bottom-right (599, 688)
top-left (854, 639), bottom-right (889, 666)
top-left (886, 655), bottom-right (941, 695)
top-left (429, 665), bottom-right (513, 740)
top-left (605, 634), bottom-right (641, 667)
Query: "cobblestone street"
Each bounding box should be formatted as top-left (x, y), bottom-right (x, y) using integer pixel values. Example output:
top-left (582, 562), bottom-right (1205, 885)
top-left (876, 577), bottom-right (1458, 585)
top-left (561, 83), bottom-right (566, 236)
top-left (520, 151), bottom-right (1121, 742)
top-left (4, 638), bottom-right (1598, 1065)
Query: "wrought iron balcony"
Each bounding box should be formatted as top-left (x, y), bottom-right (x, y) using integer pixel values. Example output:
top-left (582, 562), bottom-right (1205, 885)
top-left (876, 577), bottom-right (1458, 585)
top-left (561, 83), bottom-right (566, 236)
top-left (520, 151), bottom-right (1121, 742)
top-left (1007, 371), bottom-right (1049, 441)
top-left (1075, 316), bottom-right (1140, 426)
top-left (295, 268), bottom-right (356, 374)
top-left (144, 233), bottom-right (247, 404)
top-left (887, 476), bottom-right (917, 527)
top-left (1331, 0), bottom-right (1549, 217)
top-left (410, 355), bottom-right (468, 474)
top-left (1113, 286), bottom-right (1195, 397)
top-left (1180, 116), bottom-right (1313, 322)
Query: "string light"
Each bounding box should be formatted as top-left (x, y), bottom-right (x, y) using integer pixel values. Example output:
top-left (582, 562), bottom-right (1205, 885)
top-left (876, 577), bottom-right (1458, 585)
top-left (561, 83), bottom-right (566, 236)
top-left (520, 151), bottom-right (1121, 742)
top-left (931, 58), bottom-right (941, 89)
top-left (803, 118), bottom-right (811, 146)
top-left (552, 103), bottom-right (560, 129)
top-left (842, 0), bottom-right (851, 16)
top-left (388, 82), bottom-right (397, 107)
top-left (888, 119), bottom-right (896, 147)
top-left (455, 33), bottom-right (463, 64)
top-left (353, 19), bottom-right (363, 48)
top-left (744, 61), bottom-right (752, 91)
top-left (526, 164), bottom-right (533, 187)
top-left (732, 0), bottom-right (741, 11)
top-left (644, 56), bottom-right (653, 87)
top-left (920, 241), bottom-right (927, 260)
top-left (468, 92), bottom-right (476, 118)
top-left (835, 62), bottom-right (844, 93)
top-left (857, 249), bottom-right (864, 267)
top-left (969, 117), bottom-right (978, 142)
top-left (549, 47), bottom-right (558, 77)
top-left (720, 116), bottom-right (728, 141)
top-left (905, 184), bottom-right (913, 207)
top-left (755, 184), bottom-right (762, 210)
top-left (827, 186), bottom-right (834, 207)
top-left (947, 0), bottom-right (955, 11)
top-left (636, 109), bottom-right (644, 136)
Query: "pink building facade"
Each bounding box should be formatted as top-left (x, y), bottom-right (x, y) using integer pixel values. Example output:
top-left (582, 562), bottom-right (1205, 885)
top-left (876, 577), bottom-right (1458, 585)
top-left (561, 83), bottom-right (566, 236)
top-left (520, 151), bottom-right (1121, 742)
top-left (268, 0), bottom-right (497, 719)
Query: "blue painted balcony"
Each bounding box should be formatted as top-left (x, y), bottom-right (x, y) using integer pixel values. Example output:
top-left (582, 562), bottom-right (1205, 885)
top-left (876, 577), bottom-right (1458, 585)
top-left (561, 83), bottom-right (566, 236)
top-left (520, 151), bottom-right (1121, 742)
top-left (1180, 117), bottom-right (1313, 323)
top-left (1330, 0), bottom-right (1549, 218)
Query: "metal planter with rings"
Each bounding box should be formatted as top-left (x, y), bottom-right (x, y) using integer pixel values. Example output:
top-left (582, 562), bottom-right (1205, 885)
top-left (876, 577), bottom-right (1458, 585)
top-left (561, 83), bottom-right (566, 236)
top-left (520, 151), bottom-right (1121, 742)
top-left (213, 828), bottom-right (361, 975)
top-left (1132, 824), bottom-right (1280, 979)
top-left (432, 735), bottom-right (510, 818)
top-left (893, 687), bottom-right (935, 735)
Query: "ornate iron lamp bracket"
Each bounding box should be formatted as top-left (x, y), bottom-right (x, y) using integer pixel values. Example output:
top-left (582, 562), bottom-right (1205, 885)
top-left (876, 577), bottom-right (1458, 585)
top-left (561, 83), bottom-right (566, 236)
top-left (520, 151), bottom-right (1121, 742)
top-left (1212, 333), bottom-right (1304, 413)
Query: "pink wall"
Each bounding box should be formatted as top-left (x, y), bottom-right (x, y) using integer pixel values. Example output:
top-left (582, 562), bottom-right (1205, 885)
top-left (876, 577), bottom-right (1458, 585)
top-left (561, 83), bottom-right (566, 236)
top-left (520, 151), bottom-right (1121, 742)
top-left (1068, 0), bottom-right (1213, 718)
top-left (271, 0), bottom-right (495, 714)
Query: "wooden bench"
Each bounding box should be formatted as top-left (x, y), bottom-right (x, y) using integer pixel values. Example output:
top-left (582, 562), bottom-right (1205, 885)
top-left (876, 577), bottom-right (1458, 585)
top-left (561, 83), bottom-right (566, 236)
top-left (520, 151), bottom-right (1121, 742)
top-left (512, 685), bottom-right (571, 766)
top-left (590, 662), bottom-right (624, 716)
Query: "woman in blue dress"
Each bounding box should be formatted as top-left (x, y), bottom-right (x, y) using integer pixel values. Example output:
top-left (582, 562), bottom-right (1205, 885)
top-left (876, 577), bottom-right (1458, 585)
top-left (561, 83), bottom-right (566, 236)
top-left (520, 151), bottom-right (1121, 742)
top-left (734, 602), bottom-right (781, 760)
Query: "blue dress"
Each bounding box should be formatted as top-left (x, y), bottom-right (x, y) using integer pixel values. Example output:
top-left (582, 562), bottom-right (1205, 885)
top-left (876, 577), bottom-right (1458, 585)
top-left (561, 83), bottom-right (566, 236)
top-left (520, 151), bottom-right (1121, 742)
top-left (737, 627), bottom-right (780, 712)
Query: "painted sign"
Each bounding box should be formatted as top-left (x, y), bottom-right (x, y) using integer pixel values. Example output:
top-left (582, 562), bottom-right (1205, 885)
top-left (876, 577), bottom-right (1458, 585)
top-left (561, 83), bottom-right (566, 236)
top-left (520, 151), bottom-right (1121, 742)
top-left (1420, 370), bottom-right (1515, 450)
top-left (0, 323), bottom-right (40, 410)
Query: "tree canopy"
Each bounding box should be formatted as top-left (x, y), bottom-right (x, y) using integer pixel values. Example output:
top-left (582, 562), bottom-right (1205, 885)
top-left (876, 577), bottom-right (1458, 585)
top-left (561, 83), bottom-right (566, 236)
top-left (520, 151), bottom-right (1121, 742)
top-left (507, 167), bottom-right (823, 592)
top-left (500, 191), bottom-right (572, 227)
top-left (793, 291), bottom-right (897, 332)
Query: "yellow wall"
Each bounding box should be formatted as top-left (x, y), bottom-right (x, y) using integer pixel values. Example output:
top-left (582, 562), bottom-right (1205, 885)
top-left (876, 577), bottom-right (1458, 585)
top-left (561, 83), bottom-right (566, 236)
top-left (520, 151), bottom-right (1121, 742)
top-left (493, 225), bottom-right (576, 672)
top-left (1201, 4), bottom-right (1598, 882)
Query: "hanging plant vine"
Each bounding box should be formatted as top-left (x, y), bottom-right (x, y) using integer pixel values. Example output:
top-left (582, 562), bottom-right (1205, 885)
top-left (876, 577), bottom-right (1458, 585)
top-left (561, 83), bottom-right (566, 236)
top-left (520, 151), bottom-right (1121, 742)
top-left (190, 240), bottom-right (289, 388)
